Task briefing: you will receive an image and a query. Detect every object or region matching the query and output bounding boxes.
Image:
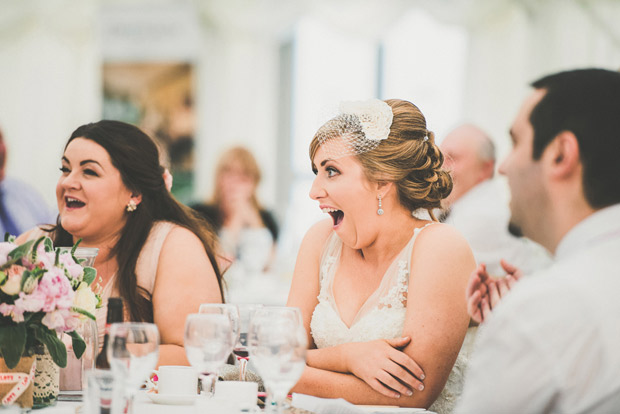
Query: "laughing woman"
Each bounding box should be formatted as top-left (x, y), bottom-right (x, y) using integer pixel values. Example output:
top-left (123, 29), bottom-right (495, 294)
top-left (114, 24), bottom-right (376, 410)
top-left (18, 120), bottom-right (223, 366)
top-left (287, 99), bottom-right (475, 413)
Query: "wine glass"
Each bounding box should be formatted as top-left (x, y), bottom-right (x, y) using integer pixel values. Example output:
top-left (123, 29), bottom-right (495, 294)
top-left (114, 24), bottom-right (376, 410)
top-left (107, 322), bottom-right (160, 414)
top-left (198, 303), bottom-right (240, 348)
top-left (234, 303), bottom-right (263, 380)
top-left (248, 307), bottom-right (307, 413)
top-left (184, 313), bottom-right (234, 397)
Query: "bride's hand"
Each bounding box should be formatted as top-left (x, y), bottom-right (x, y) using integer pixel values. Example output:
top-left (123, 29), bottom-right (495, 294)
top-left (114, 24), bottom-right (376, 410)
top-left (343, 337), bottom-right (425, 399)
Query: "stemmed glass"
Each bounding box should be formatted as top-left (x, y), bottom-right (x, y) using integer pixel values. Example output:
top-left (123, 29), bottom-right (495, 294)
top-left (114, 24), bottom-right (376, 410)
top-left (248, 307), bottom-right (307, 413)
top-left (198, 303), bottom-right (240, 351)
top-left (234, 304), bottom-right (263, 380)
top-left (107, 322), bottom-right (160, 414)
top-left (184, 313), bottom-right (234, 397)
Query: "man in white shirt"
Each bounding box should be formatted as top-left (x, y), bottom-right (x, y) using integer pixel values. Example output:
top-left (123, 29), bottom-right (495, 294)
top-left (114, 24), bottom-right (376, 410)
top-left (440, 124), bottom-right (551, 276)
top-left (456, 68), bottom-right (620, 413)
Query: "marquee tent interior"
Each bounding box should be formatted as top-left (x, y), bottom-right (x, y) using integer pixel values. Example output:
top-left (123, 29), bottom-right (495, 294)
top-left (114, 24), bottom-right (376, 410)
top-left (1, 0), bottom-right (618, 276)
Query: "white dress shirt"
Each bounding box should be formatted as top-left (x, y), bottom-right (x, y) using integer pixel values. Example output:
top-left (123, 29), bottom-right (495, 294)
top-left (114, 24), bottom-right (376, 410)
top-left (456, 203), bottom-right (620, 414)
top-left (445, 179), bottom-right (551, 276)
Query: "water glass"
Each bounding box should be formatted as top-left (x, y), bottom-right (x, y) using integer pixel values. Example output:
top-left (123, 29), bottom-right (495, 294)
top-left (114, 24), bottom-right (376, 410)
top-left (234, 303), bottom-right (263, 380)
top-left (84, 369), bottom-right (124, 414)
top-left (60, 317), bottom-right (98, 391)
top-left (248, 307), bottom-right (307, 413)
top-left (58, 246), bottom-right (99, 267)
top-left (107, 322), bottom-right (160, 413)
top-left (198, 303), bottom-right (240, 347)
top-left (184, 313), bottom-right (234, 396)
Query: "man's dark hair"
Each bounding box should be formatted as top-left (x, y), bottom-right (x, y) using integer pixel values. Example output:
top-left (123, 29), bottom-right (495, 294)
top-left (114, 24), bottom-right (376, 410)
top-left (530, 68), bottom-right (620, 208)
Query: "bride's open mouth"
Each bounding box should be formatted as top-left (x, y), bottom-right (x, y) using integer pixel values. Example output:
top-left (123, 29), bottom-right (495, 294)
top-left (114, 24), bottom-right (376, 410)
top-left (322, 207), bottom-right (344, 228)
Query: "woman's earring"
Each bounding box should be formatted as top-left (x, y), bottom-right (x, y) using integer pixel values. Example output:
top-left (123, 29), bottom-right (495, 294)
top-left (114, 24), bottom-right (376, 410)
top-left (126, 199), bottom-right (137, 212)
top-left (377, 195), bottom-right (384, 216)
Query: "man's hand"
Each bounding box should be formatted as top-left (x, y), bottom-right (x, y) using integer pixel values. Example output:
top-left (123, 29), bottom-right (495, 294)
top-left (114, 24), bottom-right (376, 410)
top-left (466, 260), bottom-right (523, 324)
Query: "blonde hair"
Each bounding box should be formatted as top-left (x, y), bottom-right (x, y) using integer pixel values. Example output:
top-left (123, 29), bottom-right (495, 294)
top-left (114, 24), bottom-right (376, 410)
top-left (309, 99), bottom-right (452, 220)
top-left (213, 146), bottom-right (262, 208)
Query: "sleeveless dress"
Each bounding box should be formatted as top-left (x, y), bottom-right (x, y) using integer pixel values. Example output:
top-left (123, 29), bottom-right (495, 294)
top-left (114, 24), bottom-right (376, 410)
top-left (310, 225), bottom-right (473, 414)
top-left (28, 221), bottom-right (176, 348)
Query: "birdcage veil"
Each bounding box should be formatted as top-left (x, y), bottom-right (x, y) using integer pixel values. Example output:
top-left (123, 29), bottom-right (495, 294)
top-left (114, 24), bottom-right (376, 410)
top-left (316, 99), bottom-right (394, 159)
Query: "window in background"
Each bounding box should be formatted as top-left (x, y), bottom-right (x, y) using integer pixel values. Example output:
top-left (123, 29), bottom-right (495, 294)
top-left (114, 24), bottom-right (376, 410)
top-left (102, 63), bottom-right (196, 203)
top-left (99, 1), bottom-right (199, 204)
top-left (381, 9), bottom-right (468, 141)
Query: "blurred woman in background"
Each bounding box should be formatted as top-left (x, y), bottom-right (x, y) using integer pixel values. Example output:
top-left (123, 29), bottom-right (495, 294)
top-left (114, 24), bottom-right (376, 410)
top-left (192, 146), bottom-right (278, 275)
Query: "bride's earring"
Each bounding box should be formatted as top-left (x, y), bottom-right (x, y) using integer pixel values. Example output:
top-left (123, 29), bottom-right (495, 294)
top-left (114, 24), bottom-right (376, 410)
top-left (126, 199), bottom-right (137, 212)
top-left (377, 195), bottom-right (384, 216)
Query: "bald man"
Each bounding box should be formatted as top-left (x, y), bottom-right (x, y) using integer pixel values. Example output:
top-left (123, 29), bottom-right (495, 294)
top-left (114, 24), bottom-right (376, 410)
top-left (440, 124), bottom-right (550, 276)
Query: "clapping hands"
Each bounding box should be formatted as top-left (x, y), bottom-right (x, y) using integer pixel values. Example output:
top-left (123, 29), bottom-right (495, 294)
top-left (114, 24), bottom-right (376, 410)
top-left (466, 259), bottom-right (523, 324)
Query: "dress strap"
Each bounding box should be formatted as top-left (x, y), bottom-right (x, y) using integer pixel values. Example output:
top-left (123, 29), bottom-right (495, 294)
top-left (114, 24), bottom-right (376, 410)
top-left (317, 232), bottom-right (342, 299)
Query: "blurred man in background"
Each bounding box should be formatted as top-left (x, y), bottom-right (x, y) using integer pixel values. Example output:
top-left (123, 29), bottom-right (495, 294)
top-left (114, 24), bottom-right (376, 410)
top-left (0, 126), bottom-right (55, 237)
top-left (440, 124), bottom-right (551, 276)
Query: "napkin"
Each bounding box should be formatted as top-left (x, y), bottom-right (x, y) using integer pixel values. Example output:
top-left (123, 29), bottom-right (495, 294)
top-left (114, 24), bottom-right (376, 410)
top-left (291, 393), bottom-right (432, 414)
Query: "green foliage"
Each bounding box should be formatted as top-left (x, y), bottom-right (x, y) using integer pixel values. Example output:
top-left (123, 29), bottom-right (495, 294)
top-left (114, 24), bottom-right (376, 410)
top-left (0, 324), bottom-right (27, 368)
top-left (67, 330), bottom-right (86, 360)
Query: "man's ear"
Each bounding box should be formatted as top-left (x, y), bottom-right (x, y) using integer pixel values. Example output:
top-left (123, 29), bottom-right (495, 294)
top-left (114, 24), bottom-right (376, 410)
top-left (548, 131), bottom-right (580, 179)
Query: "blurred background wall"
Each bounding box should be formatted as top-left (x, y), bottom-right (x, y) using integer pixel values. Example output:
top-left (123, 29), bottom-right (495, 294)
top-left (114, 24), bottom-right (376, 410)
top-left (0, 0), bottom-right (619, 275)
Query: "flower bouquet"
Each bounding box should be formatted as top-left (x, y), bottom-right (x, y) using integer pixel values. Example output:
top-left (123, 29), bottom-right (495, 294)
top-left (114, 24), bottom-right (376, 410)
top-left (0, 235), bottom-right (100, 407)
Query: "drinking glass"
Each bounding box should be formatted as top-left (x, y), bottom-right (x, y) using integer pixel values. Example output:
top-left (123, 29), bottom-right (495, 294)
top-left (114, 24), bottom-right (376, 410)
top-left (198, 303), bottom-right (240, 348)
top-left (184, 313), bottom-right (234, 397)
top-left (234, 303), bottom-right (263, 380)
top-left (58, 246), bottom-right (99, 267)
top-left (248, 307), bottom-right (307, 413)
top-left (107, 322), bottom-right (160, 413)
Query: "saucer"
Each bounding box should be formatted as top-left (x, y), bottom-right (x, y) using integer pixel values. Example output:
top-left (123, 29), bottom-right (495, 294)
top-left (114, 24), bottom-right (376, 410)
top-left (146, 392), bottom-right (199, 405)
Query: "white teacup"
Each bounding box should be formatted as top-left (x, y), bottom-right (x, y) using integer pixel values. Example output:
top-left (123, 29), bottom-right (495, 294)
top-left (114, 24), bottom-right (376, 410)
top-left (154, 366), bottom-right (198, 396)
top-left (214, 381), bottom-right (258, 411)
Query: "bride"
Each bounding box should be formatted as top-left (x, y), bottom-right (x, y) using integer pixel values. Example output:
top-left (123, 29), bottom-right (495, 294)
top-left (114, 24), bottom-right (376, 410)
top-left (288, 99), bottom-right (475, 413)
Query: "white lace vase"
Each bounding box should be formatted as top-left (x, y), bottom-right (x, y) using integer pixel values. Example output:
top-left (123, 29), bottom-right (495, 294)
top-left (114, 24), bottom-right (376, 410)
top-left (33, 345), bottom-right (59, 408)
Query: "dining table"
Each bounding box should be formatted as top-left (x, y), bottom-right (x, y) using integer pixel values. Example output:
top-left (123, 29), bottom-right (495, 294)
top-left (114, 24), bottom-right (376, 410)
top-left (34, 392), bottom-right (435, 414)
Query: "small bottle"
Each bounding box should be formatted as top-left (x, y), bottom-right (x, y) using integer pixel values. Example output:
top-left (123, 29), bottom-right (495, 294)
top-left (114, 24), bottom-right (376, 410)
top-left (95, 297), bottom-right (124, 369)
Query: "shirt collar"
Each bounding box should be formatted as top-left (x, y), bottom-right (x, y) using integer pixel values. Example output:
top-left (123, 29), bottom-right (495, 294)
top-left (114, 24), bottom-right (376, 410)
top-left (555, 203), bottom-right (620, 260)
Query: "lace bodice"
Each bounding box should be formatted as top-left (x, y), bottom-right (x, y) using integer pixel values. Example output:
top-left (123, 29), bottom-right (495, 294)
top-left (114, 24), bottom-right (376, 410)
top-left (310, 224), bottom-right (475, 414)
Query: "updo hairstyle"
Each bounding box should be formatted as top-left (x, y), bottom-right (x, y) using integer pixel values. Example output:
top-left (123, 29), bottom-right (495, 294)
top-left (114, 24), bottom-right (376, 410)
top-left (310, 99), bottom-right (452, 219)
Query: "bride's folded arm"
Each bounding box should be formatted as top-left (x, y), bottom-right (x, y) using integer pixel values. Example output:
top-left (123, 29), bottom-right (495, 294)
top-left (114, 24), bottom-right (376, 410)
top-left (289, 223), bottom-right (474, 408)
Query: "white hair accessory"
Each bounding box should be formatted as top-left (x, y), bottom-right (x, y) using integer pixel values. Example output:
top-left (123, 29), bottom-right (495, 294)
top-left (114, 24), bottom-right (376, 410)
top-left (316, 99), bottom-right (393, 159)
top-left (339, 99), bottom-right (393, 142)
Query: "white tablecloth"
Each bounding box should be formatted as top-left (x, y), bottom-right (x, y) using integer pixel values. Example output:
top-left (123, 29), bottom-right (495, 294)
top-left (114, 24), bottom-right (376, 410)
top-left (40, 393), bottom-right (434, 414)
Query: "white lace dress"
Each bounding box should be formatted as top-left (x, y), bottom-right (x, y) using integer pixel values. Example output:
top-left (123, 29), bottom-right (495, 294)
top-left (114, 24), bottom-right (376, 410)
top-left (310, 226), bottom-right (474, 414)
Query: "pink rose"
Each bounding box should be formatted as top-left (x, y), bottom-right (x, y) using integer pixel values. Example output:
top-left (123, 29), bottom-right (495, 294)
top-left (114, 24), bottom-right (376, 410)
top-left (22, 244), bottom-right (55, 270)
top-left (0, 303), bottom-right (14, 317)
top-left (42, 309), bottom-right (70, 331)
top-left (0, 303), bottom-right (25, 323)
top-left (59, 253), bottom-right (83, 281)
top-left (14, 291), bottom-right (45, 313)
top-left (16, 268), bottom-right (74, 314)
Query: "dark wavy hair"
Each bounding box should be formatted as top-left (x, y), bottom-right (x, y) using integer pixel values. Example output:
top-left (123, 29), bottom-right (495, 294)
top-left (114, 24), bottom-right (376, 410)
top-left (51, 120), bottom-right (223, 321)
